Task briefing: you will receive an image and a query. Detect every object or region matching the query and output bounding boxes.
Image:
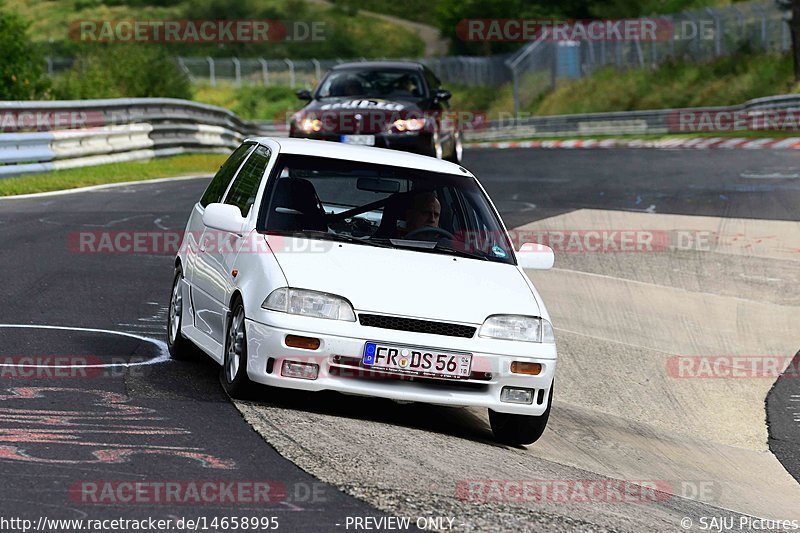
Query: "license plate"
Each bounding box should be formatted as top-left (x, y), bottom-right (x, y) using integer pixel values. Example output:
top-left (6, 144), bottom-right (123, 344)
top-left (362, 342), bottom-right (472, 379)
top-left (341, 134), bottom-right (375, 146)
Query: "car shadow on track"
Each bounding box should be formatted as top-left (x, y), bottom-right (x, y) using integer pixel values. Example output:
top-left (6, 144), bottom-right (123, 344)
top-left (172, 354), bottom-right (504, 446)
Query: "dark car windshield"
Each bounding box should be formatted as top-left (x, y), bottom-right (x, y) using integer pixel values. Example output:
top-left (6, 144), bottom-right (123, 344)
top-left (257, 155), bottom-right (514, 264)
top-left (316, 69), bottom-right (426, 100)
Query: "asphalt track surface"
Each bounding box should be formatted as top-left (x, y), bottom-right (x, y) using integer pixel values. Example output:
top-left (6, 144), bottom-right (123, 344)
top-left (0, 147), bottom-right (797, 532)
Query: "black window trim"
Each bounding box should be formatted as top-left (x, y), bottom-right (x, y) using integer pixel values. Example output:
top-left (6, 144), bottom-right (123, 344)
top-left (221, 143), bottom-right (273, 218)
top-left (198, 142), bottom-right (257, 211)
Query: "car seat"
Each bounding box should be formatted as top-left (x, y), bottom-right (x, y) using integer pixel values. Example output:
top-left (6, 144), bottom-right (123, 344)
top-left (268, 178), bottom-right (328, 232)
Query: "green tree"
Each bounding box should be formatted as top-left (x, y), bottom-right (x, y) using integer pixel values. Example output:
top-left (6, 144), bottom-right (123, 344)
top-left (0, 6), bottom-right (49, 99)
top-left (54, 45), bottom-right (191, 99)
top-left (435, 0), bottom-right (593, 55)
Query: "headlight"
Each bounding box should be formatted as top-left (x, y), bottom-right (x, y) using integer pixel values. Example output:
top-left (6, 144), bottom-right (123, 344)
top-left (262, 288), bottom-right (356, 322)
top-left (299, 117), bottom-right (322, 133)
top-left (392, 118), bottom-right (426, 132)
top-left (479, 315), bottom-right (555, 343)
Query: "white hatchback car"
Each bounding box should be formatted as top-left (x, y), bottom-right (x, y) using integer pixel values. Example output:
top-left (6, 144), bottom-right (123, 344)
top-left (168, 138), bottom-right (557, 445)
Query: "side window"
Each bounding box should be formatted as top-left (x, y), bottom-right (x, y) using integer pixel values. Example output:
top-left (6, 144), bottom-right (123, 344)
top-left (424, 67), bottom-right (441, 93)
top-left (224, 145), bottom-right (272, 217)
top-left (199, 143), bottom-right (253, 208)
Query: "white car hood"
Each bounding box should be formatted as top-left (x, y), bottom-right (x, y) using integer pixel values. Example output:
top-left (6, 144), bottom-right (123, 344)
top-left (267, 236), bottom-right (540, 324)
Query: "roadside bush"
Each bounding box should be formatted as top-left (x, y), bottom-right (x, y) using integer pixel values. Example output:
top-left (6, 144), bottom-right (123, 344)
top-left (0, 7), bottom-right (50, 99)
top-left (53, 45), bottom-right (192, 99)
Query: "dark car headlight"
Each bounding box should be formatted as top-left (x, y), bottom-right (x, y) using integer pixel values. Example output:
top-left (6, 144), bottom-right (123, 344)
top-left (391, 118), bottom-right (426, 132)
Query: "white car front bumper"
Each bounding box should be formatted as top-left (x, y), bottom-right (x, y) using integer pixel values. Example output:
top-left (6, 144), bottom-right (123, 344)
top-left (244, 314), bottom-right (557, 416)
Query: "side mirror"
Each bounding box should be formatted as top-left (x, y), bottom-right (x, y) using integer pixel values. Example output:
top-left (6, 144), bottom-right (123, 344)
top-left (435, 89), bottom-right (452, 102)
top-left (202, 203), bottom-right (247, 235)
top-left (516, 243), bottom-right (554, 270)
top-left (295, 89), bottom-right (313, 100)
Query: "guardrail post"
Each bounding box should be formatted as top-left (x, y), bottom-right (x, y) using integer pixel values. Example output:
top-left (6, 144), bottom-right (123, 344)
top-left (232, 57), bottom-right (241, 87)
top-left (259, 59), bottom-right (269, 86)
top-left (284, 59), bottom-right (296, 88)
top-left (206, 57), bottom-right (216, 87)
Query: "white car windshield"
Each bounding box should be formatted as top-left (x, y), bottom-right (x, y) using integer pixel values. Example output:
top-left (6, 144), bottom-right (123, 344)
top-left (257, 155), bottom-right (514, 264)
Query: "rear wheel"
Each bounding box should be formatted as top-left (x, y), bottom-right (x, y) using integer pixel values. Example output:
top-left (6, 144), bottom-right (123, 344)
top-left (167, 268), bottom-right (196, 360)
top-left (489, 386), bottom-right (553, 446)
top-left (220, 299), bottom-right (252, 398)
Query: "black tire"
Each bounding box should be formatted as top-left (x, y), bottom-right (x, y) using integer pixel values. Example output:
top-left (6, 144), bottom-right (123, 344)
top-left (489, 386), bottom-right (553, 446)
top-left (428, 130), bottom-right (443, 159)
top-left (167, 268), bottom-right (197, 360)
top-left (220, 298), bottom-right (252, 398)
top-left (445, 130), bottom-right (463, 164)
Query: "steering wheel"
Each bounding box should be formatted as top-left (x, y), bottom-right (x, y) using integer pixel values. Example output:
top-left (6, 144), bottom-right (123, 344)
top-left (404, 226), bottom-right (454, 241)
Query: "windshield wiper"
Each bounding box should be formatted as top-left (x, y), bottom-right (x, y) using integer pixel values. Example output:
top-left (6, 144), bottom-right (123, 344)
top-left (291, 230), bottom-right (393, 248)
top-left (384, 238), bottom-right (489, 260)
top-left (432, 243), bottom-right (490, 261)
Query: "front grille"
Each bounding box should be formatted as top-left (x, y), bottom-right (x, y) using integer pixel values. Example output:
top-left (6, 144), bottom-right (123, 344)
top-left (358, 313), bottom-right (476, 338)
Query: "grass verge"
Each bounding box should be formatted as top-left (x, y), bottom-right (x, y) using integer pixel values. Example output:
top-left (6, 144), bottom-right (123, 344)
top-left (0, 153), bottom-right (225, 197)
top-left (447, 51), bottom-right (798, 120)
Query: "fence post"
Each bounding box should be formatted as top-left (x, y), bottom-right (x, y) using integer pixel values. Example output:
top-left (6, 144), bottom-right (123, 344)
top-left (510, 66), bottom-right (520, 118)
top-left (668, 16), bottom-right (675, 59)
top-left (311, 58), bottom-right (321, 83)
top-left (705, 8), bottom-right (722, 56)
top-left (46, 57), bottom-right (53, 76)
top-left (683, 13), bottom-right (700, 59)
top-left (782, 19), bottom-right (791, 52)
top-left (753, 4), bottom-right (768, 51)
top-left (206, 56), bottom-right (216, 87)
top-left (284, 58), bottom-right (296, 88)
top-left (259, 58), bottom-right (269, 86)
top-left (232, 57), bottom-right (241, 87)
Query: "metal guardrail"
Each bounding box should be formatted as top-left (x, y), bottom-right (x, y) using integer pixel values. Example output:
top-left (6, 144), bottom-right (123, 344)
top-left (2, 93), bottom-right (800, 178)
top-left (0, 98), bottom-right (284, 178)
top-left (464, 95), bottom-right (800, 142)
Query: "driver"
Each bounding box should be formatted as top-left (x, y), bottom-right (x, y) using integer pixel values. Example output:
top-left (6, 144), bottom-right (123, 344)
top-left (403, 191), bottom-right (441, 234)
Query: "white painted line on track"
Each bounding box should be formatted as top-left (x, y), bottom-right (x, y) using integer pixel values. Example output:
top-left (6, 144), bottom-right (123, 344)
top-left (0, 324), bottom-right (169, 369)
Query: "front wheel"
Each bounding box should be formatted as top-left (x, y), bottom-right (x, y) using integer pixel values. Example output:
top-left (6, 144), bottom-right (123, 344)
top-left (428, 130), bottom-right (443, 159)
top-left (220, 299), bottom-right (252, 398)
top-left (445, 130), bottom-right (463, 164)
top-left (489, 386), bottom-right (553, 446)
top-left (167, 268), bottom-right (196, 360)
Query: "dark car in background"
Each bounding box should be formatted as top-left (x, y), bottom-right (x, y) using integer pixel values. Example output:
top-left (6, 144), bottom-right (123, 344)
top-left (289, 61), bottom-right (463, 164)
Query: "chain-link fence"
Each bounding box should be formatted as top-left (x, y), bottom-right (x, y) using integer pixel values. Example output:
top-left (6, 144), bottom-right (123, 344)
top-left (506, 0), bottom-right (789, 114)
top-left (172, 56), bottom-right (510, 89)
top-left (44, 0), bottom-right (790, 113)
